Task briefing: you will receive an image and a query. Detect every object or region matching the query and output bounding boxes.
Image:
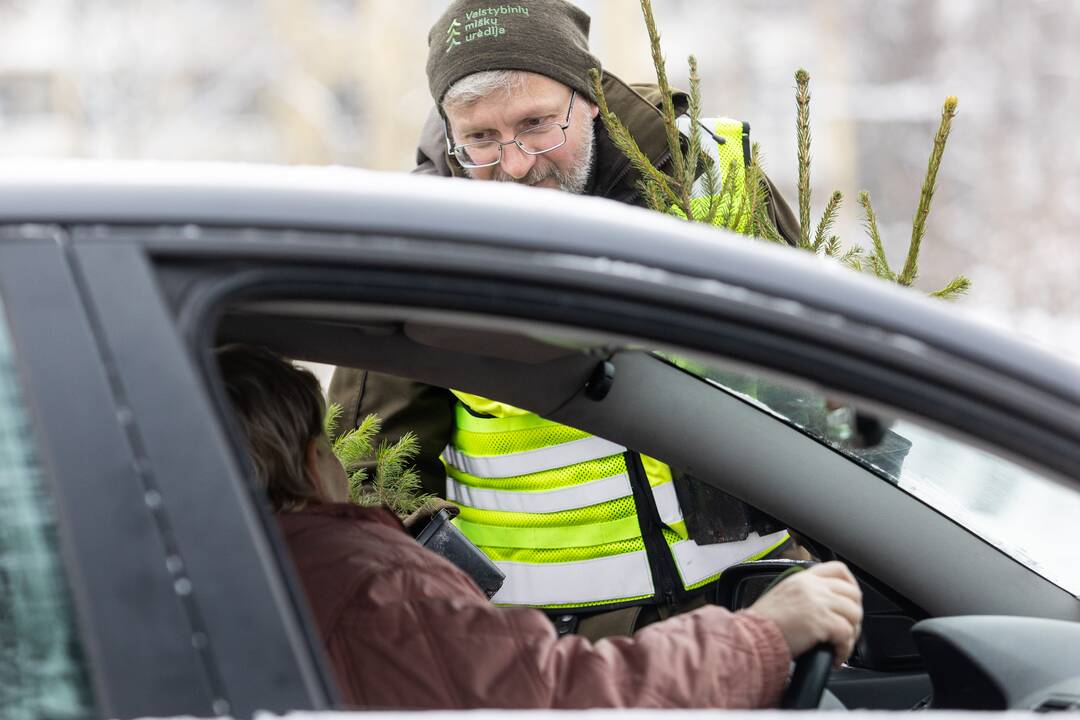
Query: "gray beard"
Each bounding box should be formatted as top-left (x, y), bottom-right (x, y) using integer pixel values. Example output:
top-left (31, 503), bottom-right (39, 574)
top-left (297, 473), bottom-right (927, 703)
top-left (466, 119), bottom-right (595, 195)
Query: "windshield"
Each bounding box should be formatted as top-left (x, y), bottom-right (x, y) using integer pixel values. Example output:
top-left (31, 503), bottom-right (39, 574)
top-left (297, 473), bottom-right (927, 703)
top-left (664, 355), bottom-right (1080, 597)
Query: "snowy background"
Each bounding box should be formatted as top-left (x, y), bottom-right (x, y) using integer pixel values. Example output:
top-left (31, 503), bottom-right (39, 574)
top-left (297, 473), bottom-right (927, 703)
top-left (1, 0), bottom-right (1077, 363)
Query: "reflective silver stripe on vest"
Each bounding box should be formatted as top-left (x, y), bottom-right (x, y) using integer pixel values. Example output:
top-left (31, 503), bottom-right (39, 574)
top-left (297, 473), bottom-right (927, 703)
top-left (650, 481), bottom-right (684, 527)
top-left (671, 530), bottom-right (788, 587)
top-left (491, 551), bottom-right (654, 606)
top-left (443, 436), bottom-right (627, 479)
top-left (446, 472), bottom-right (632, 514)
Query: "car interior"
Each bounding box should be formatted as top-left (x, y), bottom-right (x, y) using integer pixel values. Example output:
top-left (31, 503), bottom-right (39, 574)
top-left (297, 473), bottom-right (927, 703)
top-left (190, 272), bottom-right (1080, 713)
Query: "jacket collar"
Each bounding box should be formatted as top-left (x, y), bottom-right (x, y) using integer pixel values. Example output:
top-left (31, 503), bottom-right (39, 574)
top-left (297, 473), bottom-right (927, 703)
top-left (277, 502), bottom-right (405, 534)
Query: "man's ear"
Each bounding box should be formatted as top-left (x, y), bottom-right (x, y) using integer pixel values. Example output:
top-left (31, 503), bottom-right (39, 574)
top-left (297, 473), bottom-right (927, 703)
top-left (587, 101), bottom-right (600, 119)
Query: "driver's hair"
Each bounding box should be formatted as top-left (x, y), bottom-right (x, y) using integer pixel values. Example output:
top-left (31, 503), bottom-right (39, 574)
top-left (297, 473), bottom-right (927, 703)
top-left (216, 344), bottom-right (325, 512)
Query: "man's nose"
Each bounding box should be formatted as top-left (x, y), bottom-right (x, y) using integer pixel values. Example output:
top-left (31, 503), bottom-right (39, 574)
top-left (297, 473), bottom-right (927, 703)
top-left (499, 142), bottom-right (536, 180)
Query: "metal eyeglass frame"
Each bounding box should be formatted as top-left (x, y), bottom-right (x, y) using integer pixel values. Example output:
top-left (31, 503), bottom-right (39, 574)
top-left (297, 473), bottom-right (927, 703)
top-left (444, 90), bottom-right (577, 169)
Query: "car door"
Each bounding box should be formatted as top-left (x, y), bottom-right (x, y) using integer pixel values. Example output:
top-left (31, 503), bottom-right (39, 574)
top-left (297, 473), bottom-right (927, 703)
top-left (130, 218), bottom-right (1080, 711)
top-left (0, 225), bottom-right (335, 718)
top-left (6, 165), bottom-right (1077, 713)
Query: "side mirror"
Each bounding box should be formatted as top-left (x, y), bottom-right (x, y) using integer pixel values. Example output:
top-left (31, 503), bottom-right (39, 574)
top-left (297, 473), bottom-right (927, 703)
top-left (714, 559), bottom-right (816, 610)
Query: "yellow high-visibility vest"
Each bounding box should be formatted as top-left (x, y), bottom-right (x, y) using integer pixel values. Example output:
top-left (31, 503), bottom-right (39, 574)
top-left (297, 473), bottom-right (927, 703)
top-left (668, 116), bottom-right (753, 229)
top-left (444, 391), bottom-right (787, 610)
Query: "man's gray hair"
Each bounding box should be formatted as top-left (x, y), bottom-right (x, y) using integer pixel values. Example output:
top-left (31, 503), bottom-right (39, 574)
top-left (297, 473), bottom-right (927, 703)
top-left (443, 70), bottom-right (531, 111)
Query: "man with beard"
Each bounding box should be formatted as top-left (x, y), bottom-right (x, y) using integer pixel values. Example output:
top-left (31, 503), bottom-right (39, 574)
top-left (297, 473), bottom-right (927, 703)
top-left (329, 0), bottom-right (805, 639)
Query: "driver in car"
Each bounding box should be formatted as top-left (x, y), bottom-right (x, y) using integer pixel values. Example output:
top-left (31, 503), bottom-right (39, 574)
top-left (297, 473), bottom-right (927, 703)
top-left (219, 344), bottom-right (863, 709)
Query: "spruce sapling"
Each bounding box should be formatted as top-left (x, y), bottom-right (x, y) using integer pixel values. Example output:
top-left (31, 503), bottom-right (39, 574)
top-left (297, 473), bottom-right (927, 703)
top-left (324, 403), bottom-right (433, 517)
top-left (589, 0), bottom-right (970, 300)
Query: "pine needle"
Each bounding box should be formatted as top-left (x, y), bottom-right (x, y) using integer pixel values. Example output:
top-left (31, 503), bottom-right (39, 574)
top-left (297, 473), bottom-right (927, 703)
top-left (745, 154), bottom-right (766, 237)
top-left (746, 144), bottom-right (785, 244)
top-left (699, 155), bottom-right (723, 225)
top-left (823, 235), bottom-right (842, 258)
top-left (375, 431), bottom-right (420, 486)
top-left (729, 193), bottom-right (750, 236)
top-left (590, 68), bottom-right (681, 210)
top-left (717, 157), bottom-right (742, 229)
top-left (323, 402), bottom-right (343, 439)
top-left (331, 414), bottom-right (430, 517)
top-left (859, 191), bottom-right (896, 282)
top-left (639, 0), bottom-right (687, 200)
top-left (333, 413), bottom-right (379, 470)
top-left (930, 274), bottom-right (971, 300)
top-left (639, 177), bottom-right (668, 214)
top-left (795, 69), bottom-right (813, 250)
top-left (901, 96), bottom-right (958, 286)
top-left (370, 432), bottom-right (433, 515)
top-left (587, 14), bottom-right (970, 301)
top-left (814, 191), bottom-right (843, 253)
top-left (684, 55), bottom-right (705, 199)
top-left (840, 245), bottom-right (865, 271)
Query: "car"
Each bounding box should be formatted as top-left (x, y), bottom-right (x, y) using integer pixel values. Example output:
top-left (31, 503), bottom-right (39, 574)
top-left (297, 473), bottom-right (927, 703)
top-left (1, 159), bottom-right (1079, 719)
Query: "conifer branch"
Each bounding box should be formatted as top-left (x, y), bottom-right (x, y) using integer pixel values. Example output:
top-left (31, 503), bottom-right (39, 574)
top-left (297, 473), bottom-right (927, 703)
top-left (323, 402), bottom-right (344, 438)
top-left (746, 157), bottom-right (766, 238)
top-left (901, 96), bottom-right (958, 287)
top-left (700, 156), bottom-right (723, 225)
top-left (859, 191), bottom-right (896, 282)
top-left (684, 55), bottom-right (704, 199)
top-left (823, 235), bottom-right (842, 258)
top-left (814, 190), bottom-right (843, 253)
top-left (639, 177), bottom-right (667, 214)
top-left (327, 410), bottom-right (430, 517)
top-left (371, 432), bottom-right (431, 514)
top-left (718, 158), bottom-right (741, 229)
top-left (756, 205), bottom-right (785, 244)
top-left (590, 68), bottom-right (681, 211)
top-left (747, 145), bottom-right (786, 244)
top-left (333, 412), bottom-right (379, 470)
top-left (795, 69), bottom-right (813, 250)
top-left (589, 12), bottom-right (970, 301)
top-left (730, 194), bottom-right (750, 235)
top-left (930, 274), bottom-right (971, 300)
top-left (840, 245), bottom-right (864, 271)
top-left (721, 157), bottom-right (746, 228)
top-left (639, 0), bottom-right (687, 198)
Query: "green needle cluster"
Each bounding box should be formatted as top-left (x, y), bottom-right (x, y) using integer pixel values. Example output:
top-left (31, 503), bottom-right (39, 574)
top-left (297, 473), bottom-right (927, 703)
top-left (324, 403), bottom-right (432, 517)
top-left (591, 0), bottom-right (970, 300)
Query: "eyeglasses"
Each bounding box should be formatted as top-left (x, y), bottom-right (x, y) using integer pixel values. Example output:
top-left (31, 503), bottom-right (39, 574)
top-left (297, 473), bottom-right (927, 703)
top-left (445, 90), bottom-right (577, 169)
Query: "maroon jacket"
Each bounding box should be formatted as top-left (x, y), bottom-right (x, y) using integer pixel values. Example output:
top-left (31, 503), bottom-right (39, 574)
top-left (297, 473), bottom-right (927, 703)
top-left (278, 503), bottom-right (791, 710)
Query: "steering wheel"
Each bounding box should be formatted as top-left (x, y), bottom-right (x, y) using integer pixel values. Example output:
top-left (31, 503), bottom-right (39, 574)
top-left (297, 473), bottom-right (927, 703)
top-left (781, 643), bottom-right (834, 709)
top-left (759, 566), bottom-right (835, 710)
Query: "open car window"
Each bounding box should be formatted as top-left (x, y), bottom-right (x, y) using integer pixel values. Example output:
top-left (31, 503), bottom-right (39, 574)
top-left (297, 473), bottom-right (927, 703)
top-left (662, 353), bottom-right (1080, 598)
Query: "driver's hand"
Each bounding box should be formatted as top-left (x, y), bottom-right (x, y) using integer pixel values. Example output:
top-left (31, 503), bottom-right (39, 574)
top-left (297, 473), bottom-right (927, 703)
top-left (748, 561), bottom-right (863, 667)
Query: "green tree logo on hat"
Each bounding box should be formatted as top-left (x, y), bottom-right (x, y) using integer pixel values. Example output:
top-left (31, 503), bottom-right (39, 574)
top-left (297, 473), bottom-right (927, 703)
top-left (446, 18), bottom-right (462, 52)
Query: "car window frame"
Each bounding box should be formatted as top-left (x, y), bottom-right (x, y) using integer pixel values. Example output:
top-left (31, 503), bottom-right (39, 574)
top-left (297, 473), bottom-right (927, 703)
top-left (0, 232), bottom-right (220, 717)
top-left (149, 227), bottom-right (1080, 628)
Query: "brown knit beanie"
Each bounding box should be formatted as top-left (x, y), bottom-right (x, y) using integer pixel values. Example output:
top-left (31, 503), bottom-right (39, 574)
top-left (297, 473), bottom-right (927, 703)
top-left (426, 0), bottom-right (601, 106)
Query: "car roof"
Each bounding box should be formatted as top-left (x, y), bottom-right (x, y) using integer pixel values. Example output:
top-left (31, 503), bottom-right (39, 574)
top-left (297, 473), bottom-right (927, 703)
top-left (1, 158), bottom-right (1078, 407)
